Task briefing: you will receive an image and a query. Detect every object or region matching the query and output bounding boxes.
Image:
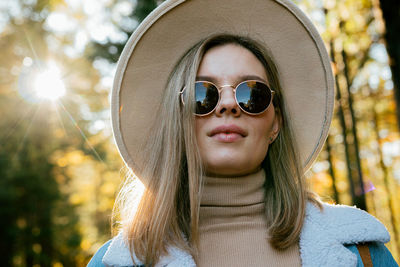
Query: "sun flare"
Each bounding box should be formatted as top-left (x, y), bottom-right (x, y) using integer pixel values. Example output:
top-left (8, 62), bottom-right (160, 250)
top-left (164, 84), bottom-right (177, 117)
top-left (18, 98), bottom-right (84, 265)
top-left (34, 63), bottom-right (66, 100)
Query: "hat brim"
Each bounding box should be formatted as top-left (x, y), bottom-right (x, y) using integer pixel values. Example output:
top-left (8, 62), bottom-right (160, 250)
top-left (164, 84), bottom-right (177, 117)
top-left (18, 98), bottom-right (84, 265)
top-left (112, 0), bottom-right (335, 176)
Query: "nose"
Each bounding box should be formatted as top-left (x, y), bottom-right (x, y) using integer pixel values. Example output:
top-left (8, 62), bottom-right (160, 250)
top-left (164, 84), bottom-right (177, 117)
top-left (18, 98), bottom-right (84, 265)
top-left (214, 85), bottom-right (241, 117)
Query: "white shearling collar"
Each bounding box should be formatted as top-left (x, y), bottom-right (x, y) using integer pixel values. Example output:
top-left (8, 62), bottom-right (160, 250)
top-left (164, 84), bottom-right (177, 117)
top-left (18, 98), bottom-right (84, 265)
top-left (102, 233), bottom-right (196, 267)
top-left (102, 202), bottom-right (390, 267)
top-left (300, 202), bottom-right (390, 266)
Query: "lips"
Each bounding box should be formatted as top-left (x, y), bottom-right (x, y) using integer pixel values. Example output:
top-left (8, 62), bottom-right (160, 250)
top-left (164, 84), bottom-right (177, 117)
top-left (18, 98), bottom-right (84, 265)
top-left (209, 124), bottom-right (247, 138)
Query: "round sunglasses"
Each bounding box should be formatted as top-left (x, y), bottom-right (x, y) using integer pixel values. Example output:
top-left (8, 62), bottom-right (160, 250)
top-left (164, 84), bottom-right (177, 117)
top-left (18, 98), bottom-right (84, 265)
top-left (180, 80), bottom-right (275, 116)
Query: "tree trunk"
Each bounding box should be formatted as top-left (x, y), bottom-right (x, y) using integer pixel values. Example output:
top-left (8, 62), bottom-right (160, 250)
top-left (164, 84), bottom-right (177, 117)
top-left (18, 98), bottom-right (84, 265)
top-left (371, 94), bottom-right (400, 255)
top-left (341, 50), bottom-right (367, 210)
top-left (330, 40), bottom-right (358, 206)
top-left (326, 135), bottom-right (340, 203)
top-left (379, 0), bottom-right (400, 130)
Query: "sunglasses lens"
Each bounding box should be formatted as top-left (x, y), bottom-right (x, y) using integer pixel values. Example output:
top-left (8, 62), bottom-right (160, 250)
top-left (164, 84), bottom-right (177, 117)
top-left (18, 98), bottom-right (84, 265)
top-left (236, 81), bottom-right (272, 114)
top-left (195, 82), bottom-right (219, 115)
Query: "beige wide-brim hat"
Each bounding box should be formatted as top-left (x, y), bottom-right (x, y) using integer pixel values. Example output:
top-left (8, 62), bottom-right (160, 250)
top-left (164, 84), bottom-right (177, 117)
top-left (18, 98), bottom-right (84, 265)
top-left (112, 0), bottom-right (335, 177)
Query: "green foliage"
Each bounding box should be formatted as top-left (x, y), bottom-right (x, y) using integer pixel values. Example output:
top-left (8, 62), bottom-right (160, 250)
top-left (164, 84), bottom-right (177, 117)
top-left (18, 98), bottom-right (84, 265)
top-left (86, 0), bottom-right (163, 63)
top-left (0, 104), bottom-right (82, 266)
top-left (133, 0), bottom-right (158, 22)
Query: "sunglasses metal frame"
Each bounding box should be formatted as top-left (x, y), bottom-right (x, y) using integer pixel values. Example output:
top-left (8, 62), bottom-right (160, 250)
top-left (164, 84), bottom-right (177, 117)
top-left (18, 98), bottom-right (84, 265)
top-left (179, 80), bottom-right (275, 116)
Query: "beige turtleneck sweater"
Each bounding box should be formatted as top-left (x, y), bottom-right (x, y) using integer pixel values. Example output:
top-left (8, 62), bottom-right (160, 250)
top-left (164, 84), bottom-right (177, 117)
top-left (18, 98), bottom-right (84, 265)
top-left (198, 169), bottom-right (302, 266)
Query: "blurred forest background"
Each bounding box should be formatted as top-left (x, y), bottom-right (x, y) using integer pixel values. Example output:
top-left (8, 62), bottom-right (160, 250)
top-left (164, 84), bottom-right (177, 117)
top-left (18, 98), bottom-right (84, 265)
top-left (0, 0), bottom-right (399, 266)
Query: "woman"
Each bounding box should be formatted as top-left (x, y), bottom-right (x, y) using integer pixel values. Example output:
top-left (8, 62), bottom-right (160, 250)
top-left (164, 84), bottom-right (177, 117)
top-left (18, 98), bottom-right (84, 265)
top-left (89, 0), bottom-right (398, 266)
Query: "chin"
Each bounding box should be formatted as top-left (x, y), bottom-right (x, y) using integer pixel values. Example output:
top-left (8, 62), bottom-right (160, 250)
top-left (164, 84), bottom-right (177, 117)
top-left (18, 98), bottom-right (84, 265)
top-left (201, 150), bottom-right (266, 176)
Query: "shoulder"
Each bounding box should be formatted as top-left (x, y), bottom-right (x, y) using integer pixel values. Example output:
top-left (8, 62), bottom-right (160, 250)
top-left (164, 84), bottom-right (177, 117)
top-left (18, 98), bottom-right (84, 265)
top-left (300, 202), bottom-right (394, 266)
top-left (87, 233), bottom-right (148, 267)
top-left (304, 202), bottom-right (390, 243)
top-left (91, 232), bottom-right (196, 267)
top-left (345, 242), bottom-right (398, 267)
top-left (87, 240), bottom-right (112, 267)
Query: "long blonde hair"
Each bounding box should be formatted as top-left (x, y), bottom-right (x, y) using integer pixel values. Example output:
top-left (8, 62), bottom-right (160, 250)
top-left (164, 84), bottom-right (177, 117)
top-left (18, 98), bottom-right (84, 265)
top-left (113, 34), bottom-right (321, 265)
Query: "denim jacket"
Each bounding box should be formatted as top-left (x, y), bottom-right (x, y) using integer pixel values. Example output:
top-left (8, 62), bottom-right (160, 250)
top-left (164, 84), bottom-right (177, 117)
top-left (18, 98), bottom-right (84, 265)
top-left (88, 202), bottom-right (399, 267)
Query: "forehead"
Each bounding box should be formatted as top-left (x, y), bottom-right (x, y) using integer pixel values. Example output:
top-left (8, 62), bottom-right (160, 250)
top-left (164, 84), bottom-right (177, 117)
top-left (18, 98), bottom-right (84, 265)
top-left (197, 44), bottom-right (268, 84)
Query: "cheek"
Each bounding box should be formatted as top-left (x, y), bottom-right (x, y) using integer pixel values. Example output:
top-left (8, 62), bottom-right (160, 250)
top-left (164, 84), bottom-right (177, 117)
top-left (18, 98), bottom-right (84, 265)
top-left (195, 118), bottom-right (212, 168)
top-left (250, 125), bottom-right (271, 162)
top-left (249, 113), bottom-right (277, 158)
top-left (251, 112), bottom-right (276, 141)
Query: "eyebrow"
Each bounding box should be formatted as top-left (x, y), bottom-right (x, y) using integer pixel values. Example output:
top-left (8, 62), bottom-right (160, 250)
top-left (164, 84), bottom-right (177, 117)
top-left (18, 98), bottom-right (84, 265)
top-left (195, 75), bottom-right (268, 85)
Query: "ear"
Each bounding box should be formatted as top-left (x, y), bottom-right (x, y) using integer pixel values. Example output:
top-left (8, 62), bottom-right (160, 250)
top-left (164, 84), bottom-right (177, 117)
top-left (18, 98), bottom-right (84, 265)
top-left (269, 111), bottom-right (281, 144)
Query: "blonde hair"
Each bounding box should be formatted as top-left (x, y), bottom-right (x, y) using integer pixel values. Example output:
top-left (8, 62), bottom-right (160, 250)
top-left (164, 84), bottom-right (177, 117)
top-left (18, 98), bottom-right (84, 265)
top-left (113, 34), bottom-right (321, 265)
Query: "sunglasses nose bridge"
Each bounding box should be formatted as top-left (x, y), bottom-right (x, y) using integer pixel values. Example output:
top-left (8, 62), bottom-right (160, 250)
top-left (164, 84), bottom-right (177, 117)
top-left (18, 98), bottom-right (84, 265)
top-left (218, 84), bottom-right (238, 100)
top-left (219, 84), bottom-right (234, 89)
top-left (218, 84), bottom-right (240, 105)
top-left (218, 84), bottom-right (237, 95)
top-left (214, 84), bottom-right (241, 116)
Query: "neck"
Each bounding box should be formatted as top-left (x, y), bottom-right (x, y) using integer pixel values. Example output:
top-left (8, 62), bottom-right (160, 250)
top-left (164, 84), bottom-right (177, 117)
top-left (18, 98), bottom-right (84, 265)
top-left (200, 169), bottom-right (266, 207)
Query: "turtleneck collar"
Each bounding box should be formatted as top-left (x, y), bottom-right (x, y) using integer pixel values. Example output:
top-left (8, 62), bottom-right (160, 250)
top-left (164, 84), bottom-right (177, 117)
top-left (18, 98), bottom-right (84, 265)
top-left (200, 169), bottom-right (266, 207)
top-left (197, 169), bottom-right (303, 266)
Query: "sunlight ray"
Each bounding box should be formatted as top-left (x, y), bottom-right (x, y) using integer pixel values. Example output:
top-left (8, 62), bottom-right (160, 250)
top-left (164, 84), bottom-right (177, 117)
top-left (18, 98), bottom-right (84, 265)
top-left (58, 101), bottom-right (106, 165)
top-left (53, 102), bottom-right (68, 137)
top-left (0, 101), bottom-right (35, 144)
top-left (11, 102), bottom-right (43, 162)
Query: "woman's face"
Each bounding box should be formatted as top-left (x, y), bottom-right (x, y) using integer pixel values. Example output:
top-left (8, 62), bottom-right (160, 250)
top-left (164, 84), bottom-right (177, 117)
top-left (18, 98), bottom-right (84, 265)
top-left (195, 44), bottom-right (280, 176)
